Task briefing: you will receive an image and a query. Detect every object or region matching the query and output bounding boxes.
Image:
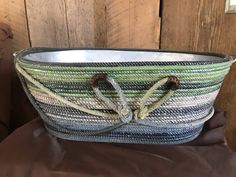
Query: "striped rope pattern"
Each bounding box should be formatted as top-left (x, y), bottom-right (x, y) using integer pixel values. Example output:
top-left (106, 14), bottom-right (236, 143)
top-left (15, 49), bottom-right (233, 144)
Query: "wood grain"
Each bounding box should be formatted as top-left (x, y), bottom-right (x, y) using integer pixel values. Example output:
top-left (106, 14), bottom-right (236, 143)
top-left (94, 0), bottom-right (107, 47)
top-left (161, 0), bottom-right (236, 150)
top-left (106, 0), bottom-right (160, 48)
top-left (25, 0), bottom-right (107, 48)
top-left (26, 0), bottom-right (160, 48)
top-left (25, 0), bottom-right (69, 47)
top-left (64, 0), bottom-right (94, 47)
top-left (0, 0), bottom-right (30, 50)
top-left (64, 0), bottom-right (106, 47)
top-left (0, 0), bottom-right (34, 130)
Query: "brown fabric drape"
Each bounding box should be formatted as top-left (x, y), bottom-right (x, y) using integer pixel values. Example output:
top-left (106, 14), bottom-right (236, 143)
top-left (0, 111), bottom-right (235, 177)
top-left (0, 22), bottom-right (13, 141)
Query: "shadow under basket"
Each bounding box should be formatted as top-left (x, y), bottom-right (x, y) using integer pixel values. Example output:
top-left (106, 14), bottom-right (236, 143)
top-left (14, 48), bottom-right (234, 144)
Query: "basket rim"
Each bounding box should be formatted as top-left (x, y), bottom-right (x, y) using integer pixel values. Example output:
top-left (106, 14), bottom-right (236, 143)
top-left (14, 47), bottom-right (233, 64)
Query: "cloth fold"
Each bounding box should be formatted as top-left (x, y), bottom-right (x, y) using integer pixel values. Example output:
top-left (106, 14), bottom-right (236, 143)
top-left (0, 111), bottom-right (235, 177)
top-left (0, 22), bottom-right (13, 141)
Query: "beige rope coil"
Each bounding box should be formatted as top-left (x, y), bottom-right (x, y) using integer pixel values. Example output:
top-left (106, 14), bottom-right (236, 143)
top-left (15, 62), bottom-right (178, 122)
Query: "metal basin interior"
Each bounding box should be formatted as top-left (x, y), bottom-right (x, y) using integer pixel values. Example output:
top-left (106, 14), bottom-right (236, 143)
top-left (19, 49), bottom-right (230, 63)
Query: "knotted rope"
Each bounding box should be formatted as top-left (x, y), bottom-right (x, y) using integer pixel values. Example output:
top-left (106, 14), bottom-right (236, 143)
top-left (15, 62), bottom-right (178, 134)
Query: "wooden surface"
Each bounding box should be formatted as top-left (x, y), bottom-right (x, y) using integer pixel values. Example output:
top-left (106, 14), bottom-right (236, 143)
top-left (25, 0), bottom-right (160, 48)
top-left (25, 0), bottom-right (69, 47)
top-left (25, 0), bottom-right (106, 47)
top-left (0, 0), bottom-right (30, 50)
top-left (106, 0), bottom-right (160, 48)
top-left (161, 0), bottom-right (236, 149)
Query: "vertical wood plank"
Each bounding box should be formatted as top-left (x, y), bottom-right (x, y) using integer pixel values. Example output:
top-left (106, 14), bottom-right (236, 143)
top-left (106, 0), bottom-right (160, 48)
top-left (161, 0), bottom-right (236, 53)
top-left (0, 0), bottom-right (30, 50)
top-left (0, 0), bottom-right (33, 130)
top-left (64, 0), bottom-right (106, 47)
top-left (25, 0), bottom-right (69, 47)
top-left (65, 0), bottom-right (95, 47)
top-left (26, 0), bottom-right (160, 48)
top-left (161, 0), bottom-right (236, 150)
top-left (94, 0), bottom-right (107, 47)
top-left (26, 0), bottom-right (107, 48)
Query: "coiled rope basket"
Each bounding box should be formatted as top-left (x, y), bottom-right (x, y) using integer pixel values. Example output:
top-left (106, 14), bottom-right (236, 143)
top-left (14, 48), bottom-right (234, 144)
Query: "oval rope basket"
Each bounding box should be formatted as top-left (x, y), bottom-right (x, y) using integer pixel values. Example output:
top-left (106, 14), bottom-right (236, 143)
top-left (14, 48), bottom-right (234, 144)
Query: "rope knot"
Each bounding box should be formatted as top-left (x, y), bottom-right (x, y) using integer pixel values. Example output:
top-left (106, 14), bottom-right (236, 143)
top-left (16, 63), bottom-right (179, 135)
top-left (91, 73), bottom-right (133, 123)
top-left (134, 107), bottom-right (149, 119)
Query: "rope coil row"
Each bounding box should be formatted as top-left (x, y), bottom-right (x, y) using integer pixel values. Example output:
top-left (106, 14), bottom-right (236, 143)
top-left (16, 63), bottom-right (179, 131)
top-left (14, 50), bottom-right (233, 144)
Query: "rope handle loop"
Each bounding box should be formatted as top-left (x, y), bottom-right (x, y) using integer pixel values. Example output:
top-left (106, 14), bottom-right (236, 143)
top-left (15, 62), bottom-right (179, 134)
top-left (134, 76), bottom-right (179, 119)
top-left (91, 73), bottom-right (132, 123)
top-left (15, 63), bottom-right (119, 120)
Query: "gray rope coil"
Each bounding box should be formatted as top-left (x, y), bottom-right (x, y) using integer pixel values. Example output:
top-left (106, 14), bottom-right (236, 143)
top-left (14, 48), bottom-right (234, 144)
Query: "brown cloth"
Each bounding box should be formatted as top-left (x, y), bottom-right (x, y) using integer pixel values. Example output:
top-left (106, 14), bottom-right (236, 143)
top-left (0, 111), bottom-right (235, 177)
top-left (0, 22), bottom-right (13, 141)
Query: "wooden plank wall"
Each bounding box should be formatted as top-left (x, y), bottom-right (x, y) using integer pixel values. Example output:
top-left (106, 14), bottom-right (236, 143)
top-left (0, 0), bottom-right (160, 49)
top-left (161, 0), bottom-right (236, 149)
top-left (0, 0), bottom-right (30, 50)
top-left (0, 0), bottom-right (37, 129)
top-left (25, 0), bottom-right (160, 48)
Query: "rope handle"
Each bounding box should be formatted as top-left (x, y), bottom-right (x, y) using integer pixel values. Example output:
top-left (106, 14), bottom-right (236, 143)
top-left (15, 62), bottom-right (179, 134)
top-left (90, 74), bottom-right (179, 121)
top-left (15, 63), bottom-right (119, 120)
top-left (91, 73), bottom-right (132, 123)
top-left (134, 76), bottom-right (179, 119)
top-left (16, 62), bottom-right (178, 120)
